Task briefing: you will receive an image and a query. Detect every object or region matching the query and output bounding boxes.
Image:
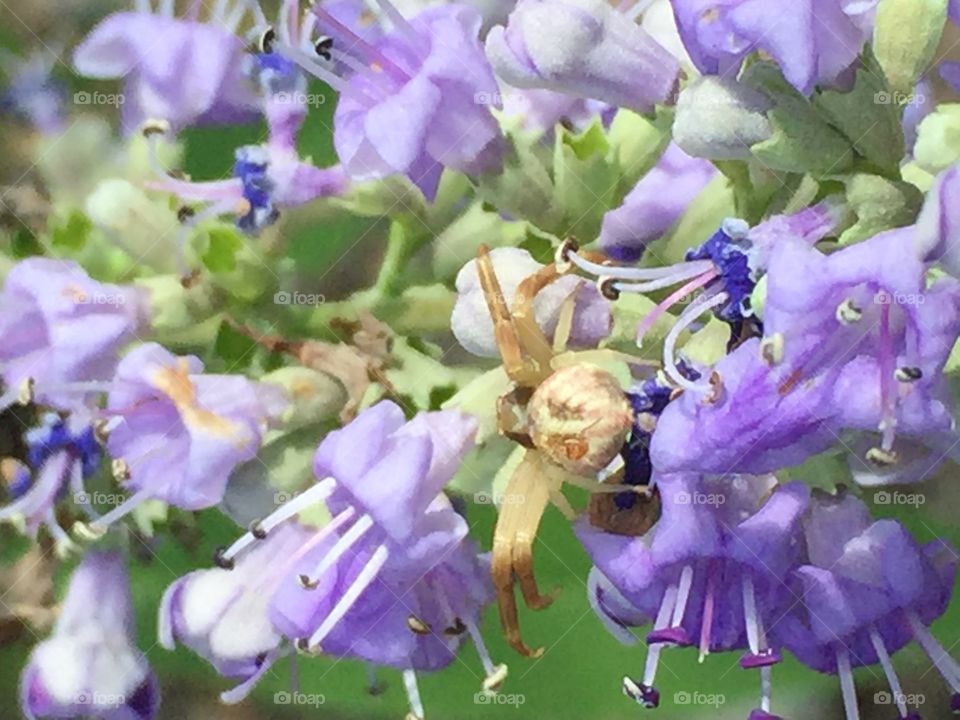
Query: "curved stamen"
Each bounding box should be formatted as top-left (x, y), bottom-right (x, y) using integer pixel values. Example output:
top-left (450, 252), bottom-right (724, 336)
top-left (568, 247), bottom-right (713, 282)
top-left (306, 543), bottom-right (389, 647)
top-left (698, 561), bottom-right (718, 663)
top-left (309, 3), bottom-right (411, 85)
top-left (759, 665), bottom-right (773, 713)
top-left (906, 610), bottom-right (960, 693)
top-left (587, 568), bottom-right (638, 646)
top-left (220, 478), bottom-right (336, 563)
top-left (635, 269), bottom-right (719, 347)
top-left (878, 302), bottom-right (897, 452)
top-left (298, 511), bottom-right (373, 588)
top-left (613, 265), bottom-right (720, 295)
top-left (663, 292), bottom-right (728, 393)
top-left (403, 667), bottom-right (425, 720)
top-left (836, 648), bottom-right (861, 720)
top-left (636, 583), bottom-right (678, 699)
top-left (869, 625), bottom-right (909, 718)
top-left (76, 487), bottom-right (154, 536)
top-left (371, 0), bottom-right (421, 48)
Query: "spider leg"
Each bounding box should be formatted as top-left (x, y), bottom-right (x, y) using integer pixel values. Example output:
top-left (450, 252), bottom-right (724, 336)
top-left (552, 284), bottom-right (579, 354)
top-left (476, 245), bottom-right (542, 386)
top-left (512, 263), bottom-right (565, 375)
top-left (491, 452), bottom-right (551, 658)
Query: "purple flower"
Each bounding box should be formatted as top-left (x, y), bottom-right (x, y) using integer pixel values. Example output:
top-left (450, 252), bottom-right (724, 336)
top-left (486, 0), bottom-right (681, 113)
top-left (0, 50), bottom-right (66, 134)
top-left (915, 163), bottom-right (960, 276)
top-left (76, 343), bottom-right (286, 535)
top-left (779, 490), bottom-right (957, 719)
top-left (265, 1), bottom-right (503, 200)
top-left (577, 473), bottom-right (809, 716)
top-left (72, 0), bottom-right (259, 133)
top-left (211, 401), bottom-right (504, 718)
top-left (562, 201), bottom-right (844, 393)
top-left (146, 140), bottom-right (348, 277)
top-left (159, 522), bottom-right (314, 703)
top-left (20, 551), bottom-right (159, 720)
top-left (0, 258), bottom-right (148, 413)
top-left (452, 247), bottom-right (612, 357)
top-left (599, 143), bottom-right (717, 263)
top-left (651, 226), bottom-right (960, 475)
top-left (669, 0), bottom-right (878, 95)
top-left (0, 412), bottom-right (101, 545)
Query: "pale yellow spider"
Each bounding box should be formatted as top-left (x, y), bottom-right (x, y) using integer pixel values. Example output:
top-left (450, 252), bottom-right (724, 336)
top-left (473, 244), bottom-right (659, 658)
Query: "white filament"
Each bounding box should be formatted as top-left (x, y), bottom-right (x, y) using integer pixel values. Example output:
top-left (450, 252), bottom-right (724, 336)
top-left (307, 544), bottom-right (389, 647)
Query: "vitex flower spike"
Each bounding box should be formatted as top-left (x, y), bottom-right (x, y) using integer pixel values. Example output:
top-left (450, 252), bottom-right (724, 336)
top-left (246, 0), bottom-right (504, 200)
top-left (73, 0), bottom-right (260, 133)
top-left (210, 401), bottom-right (505, 719)
top-left (579, 473), bottom-right (809, 717)
top-left (72, 343), bottom-right (286, 540)
top-left (0, 258), bottom-right (148, 415)
top-left (558, 200), bottom-right (846, 399)
top-left (783, 490), bottom-right (956, 720)
top-left (651, 215), bottom-right (960, 478)
top-left (20, 551), bottom-right (159, 720)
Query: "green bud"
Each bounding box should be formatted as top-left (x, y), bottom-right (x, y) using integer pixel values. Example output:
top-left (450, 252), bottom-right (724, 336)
top-left (873, 0), bottom-right (948, 96)
top-left (260, 367), bottom-right (347, 429)
top-left (913, 104), bottom-right (960, 174)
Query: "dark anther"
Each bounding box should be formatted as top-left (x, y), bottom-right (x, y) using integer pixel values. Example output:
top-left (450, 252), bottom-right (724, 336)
top-left (249, 519), bottom-right (267, 539)
top-left (444, 618), bottom-right (467, 636)
top-left (314, 36), bottom-right (334, 61)
top-left (557, 236), bottom-right (579, 263)
top-left (177, 206), bottom-right (195, 224)
top-left (259, 27), bottom-right (276, 54)
top-left (895, 366), bottom-right (923, 382)
top-left (598, 276), bottom-right (620, 301)
top-left (298, 573), bottom-right (319, 590)
top-left (213, 546), bottom-right (235, 570)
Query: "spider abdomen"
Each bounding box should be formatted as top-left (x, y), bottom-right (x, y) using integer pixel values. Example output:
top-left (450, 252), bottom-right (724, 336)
top-left (527, 364), bottom-right (633, 476)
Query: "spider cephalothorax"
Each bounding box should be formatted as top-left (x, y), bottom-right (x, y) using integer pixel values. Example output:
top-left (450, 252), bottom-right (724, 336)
top-left (473, 244), bottom-right (657, 657)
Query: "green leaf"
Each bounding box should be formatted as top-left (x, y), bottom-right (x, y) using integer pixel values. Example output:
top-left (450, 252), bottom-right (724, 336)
top-left (873, 0), bottom-right (948, 96)
top-left (742, 63), bottom-right (855, 177)
top-left (606, 106), bottom-right (673, 190)
top-left (838, 173), bottom-right (922, 245)
top-left (49, 209), bottom-right (92, 251)
top-left (814, 60), bottom-right (905, 177)
top-left (553, 121), bottom-right (620, 239)
top-left (212, 320), bottom-right (260, 370)
top-left (200, 225), bottom-right (243, 273)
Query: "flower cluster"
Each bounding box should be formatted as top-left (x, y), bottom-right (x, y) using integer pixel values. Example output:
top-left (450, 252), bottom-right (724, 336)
top-left (4, 0), bottom-right (960, 718)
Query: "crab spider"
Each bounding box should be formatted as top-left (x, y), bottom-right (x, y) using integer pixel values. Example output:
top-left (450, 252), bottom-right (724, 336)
top-left (473, 244), bottom-right (658, 658)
